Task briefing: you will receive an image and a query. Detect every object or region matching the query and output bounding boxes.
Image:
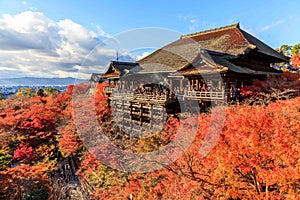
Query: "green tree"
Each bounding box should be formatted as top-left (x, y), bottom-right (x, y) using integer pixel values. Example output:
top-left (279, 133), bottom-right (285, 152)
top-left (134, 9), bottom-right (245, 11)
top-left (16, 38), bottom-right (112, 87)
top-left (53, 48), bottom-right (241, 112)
top-left (0, 150), bottom-right (12, 170)
top-left (280, 44), bottom-right (292, 56)
top-left (44, 87), bottom-right (60, 96)
top-left (280, 43), bottom-right (300, 56)
top-left (291, 43), bottom-right (300, 55)
top-left (23, 186), bottom-right (48, 200)
top-left (16, 88), bottom-right (36, 97)
top-left (0, 93), bottom-right (5, 101)
top-left (36, 89), bottom-right (45, 97)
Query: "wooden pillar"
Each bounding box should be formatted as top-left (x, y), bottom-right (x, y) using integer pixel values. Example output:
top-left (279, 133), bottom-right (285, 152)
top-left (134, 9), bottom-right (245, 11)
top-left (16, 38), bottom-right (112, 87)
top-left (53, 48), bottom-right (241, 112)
top-left (180, 79), bottom-right (183, 93)
top-left (122, 99), bottom-right (124, 129)
top-left (169, 79), bottom-right (173, 91)
top-left (218, 80), bottom-right (222, 90)
top-left (150, 104), bottom-right (153, 128)
top-left (196, 79), bottom-right (199, 90)
top-left (140, 103), bottom-right (143, 126)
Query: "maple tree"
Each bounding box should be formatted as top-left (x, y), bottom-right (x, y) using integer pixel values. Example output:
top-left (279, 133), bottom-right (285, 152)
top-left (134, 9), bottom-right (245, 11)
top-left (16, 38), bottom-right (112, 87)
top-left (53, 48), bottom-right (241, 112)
top-left (291, 53), bottom-right (300, 69)
top-left (13, 142), bottom-right (35, 164)
top-left (76, 84), bottom-right (300, 199)
top-left (0, 81), bottom-right (299, 199)
top-left (0, 91), bottom-right (70, 199)
top-left (0, 164), bottom-right (51, 199)
top-left (240, 71), bottom-right (300, 105)
top-left (0, 96), bottom-right (62, 164)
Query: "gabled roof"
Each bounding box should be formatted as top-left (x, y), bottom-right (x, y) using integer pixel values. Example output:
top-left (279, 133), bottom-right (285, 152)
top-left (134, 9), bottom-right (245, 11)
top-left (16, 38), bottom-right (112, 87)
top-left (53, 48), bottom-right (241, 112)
top-left (181, 23), bottom-right (251, 56)
top-left (90, 73), bottom-right (105, 83)
top-left (102, 61), bottom-right (138, 78)
top-left (181, 23), bottom-right (288, 61)
top-left (170, 50), bottom-right (282, 77)
top-left (204, 50), bottom-right (282, 75)
top-left (137, 23), bottom-right (287, 75)
top-left (138, 37), bottom-right (202, 72)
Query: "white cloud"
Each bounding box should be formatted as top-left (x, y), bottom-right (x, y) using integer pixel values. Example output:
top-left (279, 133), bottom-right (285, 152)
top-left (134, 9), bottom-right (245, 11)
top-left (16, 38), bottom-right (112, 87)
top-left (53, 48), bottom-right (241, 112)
top-left (0, 11), bottom-right (117, 79)
top-left (260, 20), bottom-right (285, 32)
top-left (29, 7), bottom-right (37, 11)
top-left (135, 51), bottom-right (150, 60)
top-left (190, 19), bottom-right (197, 24)
top-left (178, 14), bottom-right (217, 32)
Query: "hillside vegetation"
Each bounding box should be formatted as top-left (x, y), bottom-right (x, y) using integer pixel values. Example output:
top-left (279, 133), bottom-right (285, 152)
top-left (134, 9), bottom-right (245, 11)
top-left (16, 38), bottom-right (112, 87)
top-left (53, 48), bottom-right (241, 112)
top-left (0, 75), bottom-right (299, 199)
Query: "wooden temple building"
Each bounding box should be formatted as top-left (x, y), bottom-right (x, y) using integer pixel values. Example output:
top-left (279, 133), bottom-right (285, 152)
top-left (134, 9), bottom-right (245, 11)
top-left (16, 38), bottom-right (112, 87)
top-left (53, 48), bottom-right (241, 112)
top-left (98, 23), bottom-right (289, 128)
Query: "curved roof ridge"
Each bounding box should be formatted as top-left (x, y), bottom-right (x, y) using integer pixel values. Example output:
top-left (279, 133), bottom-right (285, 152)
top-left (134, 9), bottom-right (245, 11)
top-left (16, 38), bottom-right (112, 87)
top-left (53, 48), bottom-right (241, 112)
top-left (111, 60), bottom-right (138, 65)
top-left (181, 23), bottom-right (240, 39)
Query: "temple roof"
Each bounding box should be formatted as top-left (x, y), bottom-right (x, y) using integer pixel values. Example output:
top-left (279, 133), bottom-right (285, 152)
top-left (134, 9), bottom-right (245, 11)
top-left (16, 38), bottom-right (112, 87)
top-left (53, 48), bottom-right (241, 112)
top-left (102, 61), bottom-right (138, 78)
top-left (90, 73), bottom-right (105, 83)
top-left (137, 23), bottom-right (288, 75)
top-left (181, 23), bottom-right (288, 61)
top-left (170, 50), bottom-right (282, 77)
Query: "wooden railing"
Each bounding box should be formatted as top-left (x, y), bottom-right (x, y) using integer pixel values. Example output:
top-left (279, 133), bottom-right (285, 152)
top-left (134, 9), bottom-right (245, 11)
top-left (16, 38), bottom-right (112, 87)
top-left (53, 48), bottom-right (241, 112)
top-left (134, 94), bottom-right (167, 102)
top-left (184, 90), bottom-right (225, 100)
top-left (104, 87), bottom-right (114, 93)
top-left (107, 89), bottom-right (167, 103)
top-left (106, 86), bottom-right (225, 101)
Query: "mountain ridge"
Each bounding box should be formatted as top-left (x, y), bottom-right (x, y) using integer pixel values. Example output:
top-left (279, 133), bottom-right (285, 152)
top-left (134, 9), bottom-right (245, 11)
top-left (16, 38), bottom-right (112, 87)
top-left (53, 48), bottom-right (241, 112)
top-left (0, 77), bottom-right (87, 86)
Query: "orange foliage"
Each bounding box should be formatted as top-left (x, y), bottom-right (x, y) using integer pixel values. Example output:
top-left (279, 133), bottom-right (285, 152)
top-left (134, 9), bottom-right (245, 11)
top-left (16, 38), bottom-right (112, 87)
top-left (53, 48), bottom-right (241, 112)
top-left (86, 95), bottom-right (300, 199)
top-left (0, 82), bottom-right (299, 199)
top-left (291, 53), bottom-right (300, 69)
top-left (240, 72), bottom-right (300, 103)
top-left (0, 164), bottom-right (50, 199)
top-left (13, 142), bottom-right (35, 164)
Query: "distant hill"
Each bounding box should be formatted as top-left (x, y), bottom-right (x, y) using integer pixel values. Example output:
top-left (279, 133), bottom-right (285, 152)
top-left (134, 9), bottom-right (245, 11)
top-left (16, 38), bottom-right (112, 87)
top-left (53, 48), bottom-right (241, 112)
top-left (0, 77), bottom-right (87, 86)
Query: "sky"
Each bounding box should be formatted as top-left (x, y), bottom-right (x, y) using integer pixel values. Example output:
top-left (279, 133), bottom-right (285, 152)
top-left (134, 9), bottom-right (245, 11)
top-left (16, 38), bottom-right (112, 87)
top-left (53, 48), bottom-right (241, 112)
top-left (0, 0), bottom-right (299, 79)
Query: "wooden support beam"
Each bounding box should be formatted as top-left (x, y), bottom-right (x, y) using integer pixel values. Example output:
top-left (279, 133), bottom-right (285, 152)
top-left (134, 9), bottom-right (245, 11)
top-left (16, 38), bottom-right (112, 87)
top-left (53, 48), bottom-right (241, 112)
top-left (150, 104), bottom-right (153, 129)
top-left (170, 79), bottom-right (173, 91)
top-left (180, 79), bottom-right (183, 93)
top-left (122, 100), bottom-right (124, 130)
top-left (140, 103), bottom-right (143, 126)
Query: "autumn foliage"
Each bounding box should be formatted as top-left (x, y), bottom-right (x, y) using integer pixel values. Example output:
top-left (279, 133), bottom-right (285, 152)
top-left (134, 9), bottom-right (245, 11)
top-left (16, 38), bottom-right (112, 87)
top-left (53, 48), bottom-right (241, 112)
top-left (0, 89), bottom-right (69, 199)
top-left (72, 82), bottom-right (300, 199)
top-left (79, 95), bottom-right (299, 199)
top-left (291, 53), bottom-right (300, 69)
top-left (240, 71), bottom-right (300, 105)
top-left (0, 164), bottom-right (50, 199)
top-left (0, 81), bottom-right (299, 199)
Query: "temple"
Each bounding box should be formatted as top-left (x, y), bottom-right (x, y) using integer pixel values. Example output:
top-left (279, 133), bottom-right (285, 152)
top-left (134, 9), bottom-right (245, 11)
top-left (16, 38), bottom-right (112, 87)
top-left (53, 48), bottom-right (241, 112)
top-left (97, 23), bottom-right (289, 128)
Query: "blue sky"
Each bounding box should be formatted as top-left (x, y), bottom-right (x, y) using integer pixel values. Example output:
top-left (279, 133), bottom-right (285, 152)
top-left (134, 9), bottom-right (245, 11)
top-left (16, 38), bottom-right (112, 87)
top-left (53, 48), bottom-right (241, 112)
top-left (0, 0), bottom-right (299, 79)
